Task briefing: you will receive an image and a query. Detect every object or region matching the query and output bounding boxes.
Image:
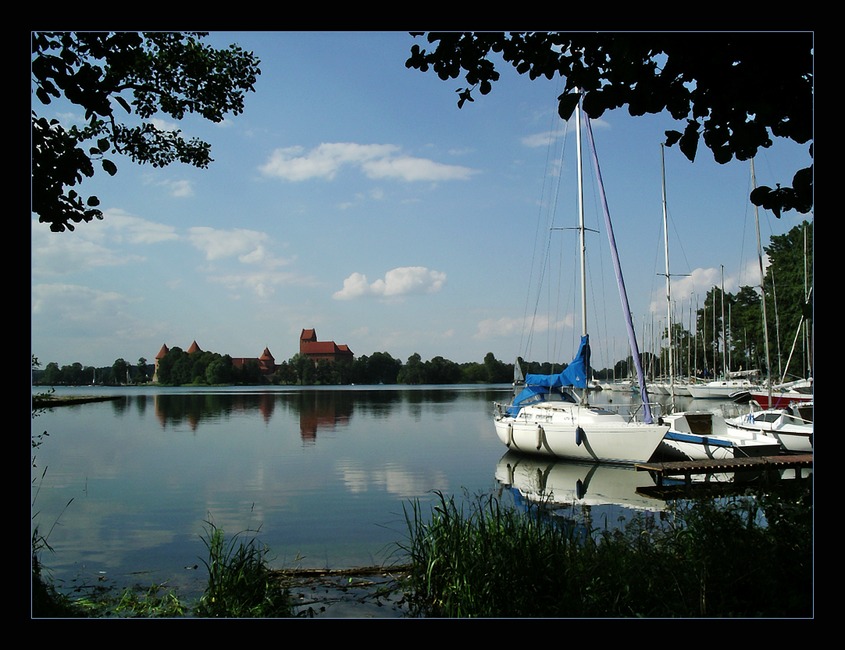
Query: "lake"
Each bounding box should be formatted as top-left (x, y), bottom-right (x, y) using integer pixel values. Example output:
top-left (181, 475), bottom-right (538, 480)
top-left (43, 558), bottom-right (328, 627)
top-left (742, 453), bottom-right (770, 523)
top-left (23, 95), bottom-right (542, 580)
top-left (29, 384), bottom-right (779, 613)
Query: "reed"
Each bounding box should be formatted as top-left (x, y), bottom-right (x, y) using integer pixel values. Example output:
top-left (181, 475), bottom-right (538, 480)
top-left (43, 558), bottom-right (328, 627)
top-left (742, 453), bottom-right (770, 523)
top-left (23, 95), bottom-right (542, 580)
top-left (31, 519), bottom-right (295, 618)
top-left (398, 483), bottom-right (812, 618)
top-left (193, 519), bottom-right (294, 618)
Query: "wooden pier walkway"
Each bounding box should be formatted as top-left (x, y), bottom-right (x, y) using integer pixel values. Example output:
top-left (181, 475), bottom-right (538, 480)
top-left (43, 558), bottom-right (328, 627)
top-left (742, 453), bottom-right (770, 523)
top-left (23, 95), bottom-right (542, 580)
top-left (635, 454), bottom-right (813, 486)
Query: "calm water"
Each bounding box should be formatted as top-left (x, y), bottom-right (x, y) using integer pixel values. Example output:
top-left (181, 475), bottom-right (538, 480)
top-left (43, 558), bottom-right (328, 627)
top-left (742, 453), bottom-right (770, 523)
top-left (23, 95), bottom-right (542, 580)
top-left (29, 385), bottom-right (758, 602)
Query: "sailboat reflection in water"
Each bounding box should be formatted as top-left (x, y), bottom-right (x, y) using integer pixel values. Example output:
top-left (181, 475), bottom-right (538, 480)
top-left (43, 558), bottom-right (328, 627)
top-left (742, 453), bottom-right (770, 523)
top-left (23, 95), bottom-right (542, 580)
top-left (495, 451), bottom-right (667, 514)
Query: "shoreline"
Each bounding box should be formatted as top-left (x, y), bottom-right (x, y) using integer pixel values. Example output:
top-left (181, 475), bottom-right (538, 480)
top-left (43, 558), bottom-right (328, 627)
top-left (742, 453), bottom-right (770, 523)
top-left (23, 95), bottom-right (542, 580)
top-left (32, 395), bottom-right (122, 408)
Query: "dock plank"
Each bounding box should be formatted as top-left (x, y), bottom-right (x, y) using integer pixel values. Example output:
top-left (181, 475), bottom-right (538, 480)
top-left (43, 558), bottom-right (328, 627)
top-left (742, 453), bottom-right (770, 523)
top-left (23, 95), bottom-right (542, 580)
top-left (635, 454), bottom-right (812, 486)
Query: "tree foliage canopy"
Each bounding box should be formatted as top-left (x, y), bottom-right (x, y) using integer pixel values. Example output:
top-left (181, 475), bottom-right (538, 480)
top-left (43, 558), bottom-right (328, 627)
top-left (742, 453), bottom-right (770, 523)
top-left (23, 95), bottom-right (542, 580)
top-left (31, 32), bottom-right (261, 232)
top-left (406, 32), bottom-right (813, 217)
top-left (690, 221), bottom-right (812, 379)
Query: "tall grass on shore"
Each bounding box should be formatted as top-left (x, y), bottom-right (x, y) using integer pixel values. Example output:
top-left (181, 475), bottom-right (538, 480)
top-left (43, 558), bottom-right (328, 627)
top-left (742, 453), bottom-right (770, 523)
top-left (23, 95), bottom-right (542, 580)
top-left (193, 519), bottom-right (294, 618)
top-left (31, 518), bottom-right (297, 618)
top-left (398, 484), bottom-right (812, 618)
top-left (32, 356), bottom-right (297, 618)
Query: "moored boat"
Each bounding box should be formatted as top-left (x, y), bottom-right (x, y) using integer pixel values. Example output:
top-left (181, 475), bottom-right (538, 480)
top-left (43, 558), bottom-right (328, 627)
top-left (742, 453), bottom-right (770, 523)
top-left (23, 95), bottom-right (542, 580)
top-left (494, 338), bottom-right (669, 464)
top-left (656, 410), bottom-right (783, 461)
top-left (744, 378), bottom-right (813, 409)
top-left (686, 375), bottom-right (762, 400)
top-left (492, 98), bottom-right (668, 465)
top-left (724, 401), bottom-right (813, 453)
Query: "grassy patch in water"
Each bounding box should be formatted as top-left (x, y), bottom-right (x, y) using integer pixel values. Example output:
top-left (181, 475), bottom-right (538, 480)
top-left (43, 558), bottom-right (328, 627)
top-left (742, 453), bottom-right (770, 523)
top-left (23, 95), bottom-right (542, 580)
top-left (32, 519), bottom-right (296, 618)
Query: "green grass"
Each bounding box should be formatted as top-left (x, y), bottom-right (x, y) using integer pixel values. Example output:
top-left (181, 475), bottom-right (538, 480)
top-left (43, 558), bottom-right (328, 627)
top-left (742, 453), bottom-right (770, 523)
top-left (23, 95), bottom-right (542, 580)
top-left (31, 519), bottom-right (296, 618)
top-left (396, 483), bottom-right (813, 618)
top-left (31, 483), bottom-right (812, 618)
top-left (30, 485), bottom-right (812, 618)
top-left (193, 519), bottom-right (293, 618)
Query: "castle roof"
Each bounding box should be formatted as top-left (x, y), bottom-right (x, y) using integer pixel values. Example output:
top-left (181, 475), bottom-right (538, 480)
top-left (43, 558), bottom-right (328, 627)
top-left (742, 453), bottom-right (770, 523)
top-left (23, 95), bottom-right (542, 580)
top-left (301, 341), bottom-right (340, 354)
top-left (299, 328), bottom-right (353, 357)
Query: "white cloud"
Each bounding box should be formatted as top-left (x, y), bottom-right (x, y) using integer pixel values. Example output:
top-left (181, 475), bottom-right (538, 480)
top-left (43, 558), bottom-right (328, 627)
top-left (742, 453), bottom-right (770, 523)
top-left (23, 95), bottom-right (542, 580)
top-left (361, 156), bottom-right (475, 181)
top-left (187, 226), bottom-right (269, 261)
top-left (207, 268), bottom-right (318, 300)
top-left (646, 263), bottom-right (765, 318)
top-left (474, 314), bottom-right (572, 340)
top-left (333, 272), bottom-right (371, 299)
top-left (165, 179), bottom-right (194, 198)
top-left (522, 116), bottom-right (609, 148)
top-left (31, 212), bottom-right (176, 277)
top-left (151, 116), bottom-right (180, 132)
top-left (32, 283), bottom-right (134, 327)
top-left (186, 226), bottom-right (309, 299)
top-left (522, 130), bottom-right (563, 148)
top-left (333, 266), bottom-right (446, 300)
top-left (259, 142), bottom-right (476, 182)
top-left (99, 211), bottom-right (179, 245)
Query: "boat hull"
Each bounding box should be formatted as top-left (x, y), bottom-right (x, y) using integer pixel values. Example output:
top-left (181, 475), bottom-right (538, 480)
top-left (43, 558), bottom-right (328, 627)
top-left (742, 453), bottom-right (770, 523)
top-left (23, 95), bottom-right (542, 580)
top-left (687, 381), bottom-right (759, 400)
top-left (657, 430), bottom-right (782, 461)
top-left (657, 411), bottom-right (782, 461)
top-left (494, 403), bottom-right (668, 464)
top-left (725, 413), bottom-right (813, 453)
top-left (746, 391), bottom-right (813, 409)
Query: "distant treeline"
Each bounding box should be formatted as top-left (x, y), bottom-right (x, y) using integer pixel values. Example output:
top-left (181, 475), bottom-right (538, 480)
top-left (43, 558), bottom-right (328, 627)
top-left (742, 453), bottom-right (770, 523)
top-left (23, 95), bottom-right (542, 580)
top-left (32, 348), bottom-right (637, 387)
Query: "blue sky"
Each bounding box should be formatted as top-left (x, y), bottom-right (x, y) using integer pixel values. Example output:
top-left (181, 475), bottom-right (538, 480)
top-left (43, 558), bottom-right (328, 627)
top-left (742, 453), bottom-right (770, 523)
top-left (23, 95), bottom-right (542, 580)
top-left (31, 31), bottom-right (813, 371)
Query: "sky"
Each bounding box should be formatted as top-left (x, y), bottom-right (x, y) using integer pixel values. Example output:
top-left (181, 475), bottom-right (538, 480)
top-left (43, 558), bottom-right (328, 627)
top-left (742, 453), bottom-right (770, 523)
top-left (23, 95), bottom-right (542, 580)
top-left (31, 31), bottom-right (813, 372)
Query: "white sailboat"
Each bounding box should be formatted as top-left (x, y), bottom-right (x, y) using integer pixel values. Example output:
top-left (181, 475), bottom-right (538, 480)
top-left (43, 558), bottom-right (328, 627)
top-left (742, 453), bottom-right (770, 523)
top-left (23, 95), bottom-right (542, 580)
top-left (686, 375), bottom-right (761, 399)
top-left (724, 401), bottom-right (813, 453)
top-left (659, 410), bottom-right (782, 461)
top-left (492, 96), bottom-right (668, 465)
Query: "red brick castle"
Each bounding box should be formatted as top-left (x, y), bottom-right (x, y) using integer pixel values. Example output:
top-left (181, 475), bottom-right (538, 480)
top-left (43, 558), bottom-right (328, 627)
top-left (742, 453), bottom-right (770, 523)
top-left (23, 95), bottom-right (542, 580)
top-left (152, 329), bottom-right (353, 382)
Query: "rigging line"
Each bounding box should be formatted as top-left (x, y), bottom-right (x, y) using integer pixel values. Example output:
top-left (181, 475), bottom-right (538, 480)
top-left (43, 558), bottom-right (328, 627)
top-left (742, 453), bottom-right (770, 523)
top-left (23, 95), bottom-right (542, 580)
top-left (549, 118), bottom-right (578, 368)
top-left (522, 99), bottom-right (570, 361)
top-left (547, 118), bottom-right (575, 368)
top-left (582, 103), bottom-right (654, 423)
top-left (548, 138), bottom-right (602, 368)
top-left (582, 152), bottom-right (609, 371)
top-left (526, 115), bottom-right (571, 363)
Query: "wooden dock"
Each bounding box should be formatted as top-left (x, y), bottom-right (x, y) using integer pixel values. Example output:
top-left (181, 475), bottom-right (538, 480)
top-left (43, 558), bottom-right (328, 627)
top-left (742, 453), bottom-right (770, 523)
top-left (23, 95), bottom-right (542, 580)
top-left (635, 454), bottom-right (813, 486)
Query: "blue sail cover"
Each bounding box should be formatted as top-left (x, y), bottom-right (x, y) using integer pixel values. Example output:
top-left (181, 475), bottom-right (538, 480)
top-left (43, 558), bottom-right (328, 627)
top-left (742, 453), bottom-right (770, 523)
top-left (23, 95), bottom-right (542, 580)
top-left (506, 336), bottom-right (590, 415)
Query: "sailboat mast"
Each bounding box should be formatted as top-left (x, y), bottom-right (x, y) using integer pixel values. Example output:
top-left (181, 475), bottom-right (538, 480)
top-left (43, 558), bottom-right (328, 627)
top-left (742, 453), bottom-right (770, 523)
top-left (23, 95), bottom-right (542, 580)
top-left (694, 294), bottom-right (699, 378)
top-left (751, 158), bottom-right (772, 402)
top-left (573, 94), bottom-right (589, 405)
top-left (575, 100), bottom-right (588, 338)
top-left (804, 224), bottom-right (812, 379)
top-left (720, 265), bottom-right (727, 377)
top-left (661, 144), bottom-right (674, 401)
top-left (711, 290), bottom-right (716, 375)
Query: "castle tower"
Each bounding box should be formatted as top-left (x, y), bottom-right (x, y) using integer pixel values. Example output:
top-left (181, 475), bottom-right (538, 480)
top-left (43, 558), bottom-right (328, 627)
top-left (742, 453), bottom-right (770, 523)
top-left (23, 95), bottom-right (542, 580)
top-left (152, 343), bottom-right (169, 383)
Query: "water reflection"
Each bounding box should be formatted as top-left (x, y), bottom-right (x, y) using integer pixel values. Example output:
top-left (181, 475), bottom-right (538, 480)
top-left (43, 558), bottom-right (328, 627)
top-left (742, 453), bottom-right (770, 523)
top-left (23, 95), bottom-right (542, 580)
top-left (495, 450), bottom-right (667, 513)
top-left (152, 393), bottom-right (280, 430)
top-left (31, 385), bottom-right (515, 600)
top-left (294, 391), bottom-right (353, 443)
top-left (145, 387), bottom-right (502, 442)
top-left (32, 384), bottom-right (811, 610)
